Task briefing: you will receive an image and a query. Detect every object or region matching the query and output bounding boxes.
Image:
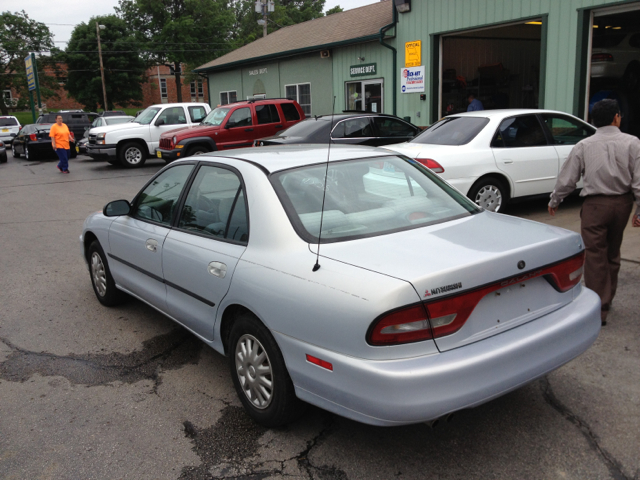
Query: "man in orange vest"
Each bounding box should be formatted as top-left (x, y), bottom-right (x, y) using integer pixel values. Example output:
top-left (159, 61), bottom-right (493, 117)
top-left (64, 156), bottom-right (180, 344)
top-left (49, 115), bottom-right (74, 174)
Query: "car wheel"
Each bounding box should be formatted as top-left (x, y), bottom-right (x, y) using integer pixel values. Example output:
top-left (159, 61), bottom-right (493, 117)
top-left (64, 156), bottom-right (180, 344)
top-left (12, 143), bottom-right (20, 158)
top-left (0, 152), bottom-right (6, 164)
top-left (228, 312), bottom-right (306, 427)
top-left (70, 147), bottom-right (77, 159)
top-left (186, 146), bottom-right (209, 157)
top-left (88, 240), bottom-right (126, 307)
top-left (25, 145), bottom-right (37, 161)
top-left (119, 142), bottom-right (146, 168)
top-left (468, 177), bottom-right (508, 213)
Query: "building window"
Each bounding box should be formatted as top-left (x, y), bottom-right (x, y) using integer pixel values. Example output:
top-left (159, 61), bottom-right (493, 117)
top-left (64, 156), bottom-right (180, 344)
top-left (220, 90), bottom-right (237, 105)
top-left (160, 79), bottom-right (168, 100)
top-left (190, 80), bottom-right (204, 100)
top-left (285, 83), bottom-right (311, 116)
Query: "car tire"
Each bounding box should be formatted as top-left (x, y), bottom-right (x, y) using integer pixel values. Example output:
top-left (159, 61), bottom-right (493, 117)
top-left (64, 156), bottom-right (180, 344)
top-left (25, 145), bottom-right (37, 161)
top-left (11, 143), bottom-right (20, 158)
top-left (0, 152), bottom-right (6, 164)
top-left (467, 176), bottom-right (508, 213)
top-left (186, 146), bottom-right (209, 157)
top-left (228, 312), bottom-right (306, 427)
top-left (70, 147), bottom-right (77, 159)
top-left (119, 141), bottom-right (146, 168)
top-left (88, 240), bottom-right (126, 307)
top-left (622, 62), bottom-right (640, 91)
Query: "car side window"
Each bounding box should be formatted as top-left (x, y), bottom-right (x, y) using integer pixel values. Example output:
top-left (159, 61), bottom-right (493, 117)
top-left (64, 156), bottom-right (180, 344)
top-left (493, 115), bottom-right (547, 148)
top-left (280, 103), bottom-right (300, 122)
top-left (132, 164), bottom-right (194, 226)
top-left (333, 118), bottom-right (374, 138)
top-left (188, 106), bottom-right (207, 123)
top-left (256, 104), bottom-right (280, 125)
top-left (226, 107), bottom-right (252, 128)
top-left (157, 107), bottom-right (187, 126)
top-left (540, 114), bottom-right (594, 145)
top-left (178, 165), bottom-right (248, 244)
top-left (372, 117), bottom-right (417, 137)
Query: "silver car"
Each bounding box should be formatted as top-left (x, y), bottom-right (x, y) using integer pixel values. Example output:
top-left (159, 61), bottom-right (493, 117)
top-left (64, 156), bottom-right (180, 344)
top-left (81, 145), bottom-right (600, 427)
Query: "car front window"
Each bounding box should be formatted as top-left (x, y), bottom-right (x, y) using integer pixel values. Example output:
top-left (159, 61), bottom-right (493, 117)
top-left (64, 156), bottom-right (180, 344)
top-left (202, 107), bottom-right (230, 126)
top-left (411, 117), bottom-right (489, 145)
top-left (136, 107), bottom-right (161, 125)
top-left (272, 156), bottom-right (478, 243)
top-left (132, 164), bottom-right (194, 226)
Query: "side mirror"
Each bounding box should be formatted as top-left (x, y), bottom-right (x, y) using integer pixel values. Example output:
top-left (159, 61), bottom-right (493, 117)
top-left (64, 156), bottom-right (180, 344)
top-left (155, 118), bottom-right (165, 126)
top-left (225, 121), bottom-right (235, 129)
top-left (103, 199), bottom-right (131, 217)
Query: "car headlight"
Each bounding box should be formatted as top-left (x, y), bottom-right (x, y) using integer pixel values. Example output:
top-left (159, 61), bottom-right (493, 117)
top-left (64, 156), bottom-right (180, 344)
top-left (97, 133), bottom-right (106, 145)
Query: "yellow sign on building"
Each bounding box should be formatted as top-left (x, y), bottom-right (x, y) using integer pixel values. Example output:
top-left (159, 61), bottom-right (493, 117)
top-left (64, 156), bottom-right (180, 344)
top-left (405, 41), bottom-right (421, 67)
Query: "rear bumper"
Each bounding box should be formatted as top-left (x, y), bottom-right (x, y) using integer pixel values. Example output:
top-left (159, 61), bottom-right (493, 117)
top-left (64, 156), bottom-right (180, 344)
top-left (0, 134), bottom-right (16, 144)
top-left (276, 286), bottom-right (600, 426)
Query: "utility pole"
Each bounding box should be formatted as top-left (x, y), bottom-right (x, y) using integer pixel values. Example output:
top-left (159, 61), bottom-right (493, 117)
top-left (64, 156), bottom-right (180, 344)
top-left (256, 1), bottom-right (274, 37)
top-left (96, 22), bottom-right (108, 111)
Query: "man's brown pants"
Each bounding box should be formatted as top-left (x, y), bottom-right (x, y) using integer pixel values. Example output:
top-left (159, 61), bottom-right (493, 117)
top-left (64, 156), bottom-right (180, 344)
top-left (580, 193), bottom-right (634, 316)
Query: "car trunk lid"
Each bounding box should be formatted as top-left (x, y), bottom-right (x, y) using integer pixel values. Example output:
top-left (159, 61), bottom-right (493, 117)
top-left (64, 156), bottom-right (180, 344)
top-left (313, 211), bottom-right (585, 352)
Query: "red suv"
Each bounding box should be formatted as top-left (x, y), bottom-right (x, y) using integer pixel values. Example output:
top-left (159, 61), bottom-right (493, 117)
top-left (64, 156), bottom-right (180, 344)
top-left (156, 98), bottom-right (305, 162)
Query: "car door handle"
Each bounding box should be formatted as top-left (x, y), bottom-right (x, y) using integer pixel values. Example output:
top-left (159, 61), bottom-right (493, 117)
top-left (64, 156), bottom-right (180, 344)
top-left (245, 128), bottom-right (254, 132)
top-left (503, 160), bottom-right (513, 164)
top-left (208, 261), bottom-right (227, 278)
top-left (275, 125), bottom-right (283, 128)
top-left (146, 238), bottom-right (158, 252)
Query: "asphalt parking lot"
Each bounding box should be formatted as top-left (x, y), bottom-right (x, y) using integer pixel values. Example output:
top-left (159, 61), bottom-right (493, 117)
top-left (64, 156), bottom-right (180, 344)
top-left (0, 151), bottom-right (638, 480)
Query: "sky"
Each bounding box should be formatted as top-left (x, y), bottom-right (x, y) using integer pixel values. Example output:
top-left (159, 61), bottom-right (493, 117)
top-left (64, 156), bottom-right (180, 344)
top-left (13, 0), bottom-right (379, 48)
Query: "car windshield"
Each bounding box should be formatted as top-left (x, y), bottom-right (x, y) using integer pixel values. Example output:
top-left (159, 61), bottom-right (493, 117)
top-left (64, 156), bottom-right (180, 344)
top-left (0, 118), bottom-right (18, 126)
top-left (272, 156), bottom-right (478, 243)
top-left (202, 107), bottom-right (231, 126)
top-left (277, 118), bottom-right (327, 138)
top-left (410, 117), bottom-right (489, 145)
top-left (135, 107), bottom-right (161, 125)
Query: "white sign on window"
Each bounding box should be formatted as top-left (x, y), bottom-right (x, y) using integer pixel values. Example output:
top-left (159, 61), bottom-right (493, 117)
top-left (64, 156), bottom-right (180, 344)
top-left (400, 66), bottom-right (425, 93)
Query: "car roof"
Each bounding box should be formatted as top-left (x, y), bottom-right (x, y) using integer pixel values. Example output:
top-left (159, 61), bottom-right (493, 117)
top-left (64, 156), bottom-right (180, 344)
top-left (447, 108), bottom-right (582, 119)
top-left (146, 102), bottom-right (209, 109)
top-left (196, 144), bottom-right (392, 174)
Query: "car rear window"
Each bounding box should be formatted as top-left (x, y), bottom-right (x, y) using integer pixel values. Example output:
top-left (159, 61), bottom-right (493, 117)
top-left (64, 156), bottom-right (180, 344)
top-left (276, 118), bottom-right (327, 138)
top-left (256, 104), bottom-right (280, 124)
top-left (272, 156), bottom-right (478, 243)
top-left (280, 103), bottom-right (301, 122)
top-left (410, 117), bottom-right (489, 145)
top-left (0, 118), bottom-right (18, 126)
top-left (592, 33), bottom-right (626, 48)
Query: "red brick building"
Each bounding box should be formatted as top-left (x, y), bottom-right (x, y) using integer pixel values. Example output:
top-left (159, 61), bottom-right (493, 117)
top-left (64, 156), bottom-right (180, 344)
top-left (4, 64), bottom-right (209, 112)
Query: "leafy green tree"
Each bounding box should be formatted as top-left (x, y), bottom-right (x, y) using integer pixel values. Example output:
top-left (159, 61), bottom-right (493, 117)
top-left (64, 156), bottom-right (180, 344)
top-left (326, 5), bottom-right (343, 15)
top-left (117, 0), bottom-right (235, 102)
top-left (65, 15), bottom-right (146, 111)
top-left (230, 0), bottom-right (327, 48)
top-left (0, 11), bottom-right (60, 115)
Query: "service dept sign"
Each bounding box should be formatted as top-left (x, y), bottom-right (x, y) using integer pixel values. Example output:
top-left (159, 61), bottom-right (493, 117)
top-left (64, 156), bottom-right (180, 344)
top-left (350, 63), bottom-right (377, 77)
top-left (401, 66), bottom-right (425, 93)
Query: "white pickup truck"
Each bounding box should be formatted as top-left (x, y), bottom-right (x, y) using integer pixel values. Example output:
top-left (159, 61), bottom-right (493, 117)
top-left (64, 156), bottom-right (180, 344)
top-left (85, 102), bottom-right (211, 168)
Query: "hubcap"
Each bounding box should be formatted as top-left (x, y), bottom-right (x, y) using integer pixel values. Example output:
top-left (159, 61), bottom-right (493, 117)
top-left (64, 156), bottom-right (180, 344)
top-left (475, 185), bottom-right (502, 212)
top-left (91, 252), bottom-right (107, 297)
top-left (235, 334), bottom-right (273, 409)
top-left (124, 147), bottom-right (143, 165)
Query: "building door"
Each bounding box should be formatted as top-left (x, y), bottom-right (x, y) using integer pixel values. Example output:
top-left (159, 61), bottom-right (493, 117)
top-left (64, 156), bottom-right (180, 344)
top-left (345, 79), bottom-right (383, 113)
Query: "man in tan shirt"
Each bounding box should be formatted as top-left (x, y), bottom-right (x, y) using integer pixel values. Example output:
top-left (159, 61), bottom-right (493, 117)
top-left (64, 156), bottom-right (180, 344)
top-left (549, 99), bottom-right (640, 325)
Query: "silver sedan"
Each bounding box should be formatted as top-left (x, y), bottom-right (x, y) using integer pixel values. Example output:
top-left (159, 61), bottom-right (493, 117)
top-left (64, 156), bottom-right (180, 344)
top-left (81, 145), bottom-right (600, 427)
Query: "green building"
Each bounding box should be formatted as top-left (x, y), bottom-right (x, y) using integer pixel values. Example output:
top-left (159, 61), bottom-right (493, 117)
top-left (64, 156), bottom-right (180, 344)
top-left (196, 0), bottom-right (640, 134)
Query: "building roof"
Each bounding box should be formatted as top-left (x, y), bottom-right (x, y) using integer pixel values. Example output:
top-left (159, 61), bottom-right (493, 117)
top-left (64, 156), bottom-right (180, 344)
top-left (195, 1), bottom-right (393, 73)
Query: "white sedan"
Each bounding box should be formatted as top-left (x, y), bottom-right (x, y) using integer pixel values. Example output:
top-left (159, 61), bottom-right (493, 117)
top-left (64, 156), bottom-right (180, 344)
top-left (383, 109), bottom-right (596, 212)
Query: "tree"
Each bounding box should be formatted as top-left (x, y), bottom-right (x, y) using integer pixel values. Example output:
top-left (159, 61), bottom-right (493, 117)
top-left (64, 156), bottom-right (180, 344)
top-left (229, 0), bottom-right (327, 49)
top-left (117, 0), bottom-right (235, 103)
top-left (0, 11), bottom-right (60, 115)
top-left (65, 15), bottom-right (146, 111)
top-left (326, 5), bottom-right (343, 15)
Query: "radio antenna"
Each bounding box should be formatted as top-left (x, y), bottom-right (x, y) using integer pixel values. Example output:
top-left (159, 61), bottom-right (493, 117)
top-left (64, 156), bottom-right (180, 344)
top-left (313, 96), bottom-right (336, 272)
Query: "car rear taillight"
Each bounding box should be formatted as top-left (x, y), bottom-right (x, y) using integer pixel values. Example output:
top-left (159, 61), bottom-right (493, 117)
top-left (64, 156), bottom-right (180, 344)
top-left (368, 251), bottom-right (585, 346)
top-left (368, 305), bottom-right (433, 346)
top-left (416, 158), bottom-right (445, 173)
top-left (592, 53), bottom-right (614, 62)
top-left (29, 133), bottom-right (37, 141)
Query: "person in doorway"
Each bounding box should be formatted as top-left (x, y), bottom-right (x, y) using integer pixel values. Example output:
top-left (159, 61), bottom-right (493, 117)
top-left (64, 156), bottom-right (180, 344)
top-left (49, 115), bottom-right (73, 174)
top-left (467, 93), bottom-right (483, 112)
top-left (548, 99), bottom-right (640, 325)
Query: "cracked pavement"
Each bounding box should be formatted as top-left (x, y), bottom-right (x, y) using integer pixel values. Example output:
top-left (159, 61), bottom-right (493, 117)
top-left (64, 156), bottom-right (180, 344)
top-left (0, 154), bottom-right (638, 479)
